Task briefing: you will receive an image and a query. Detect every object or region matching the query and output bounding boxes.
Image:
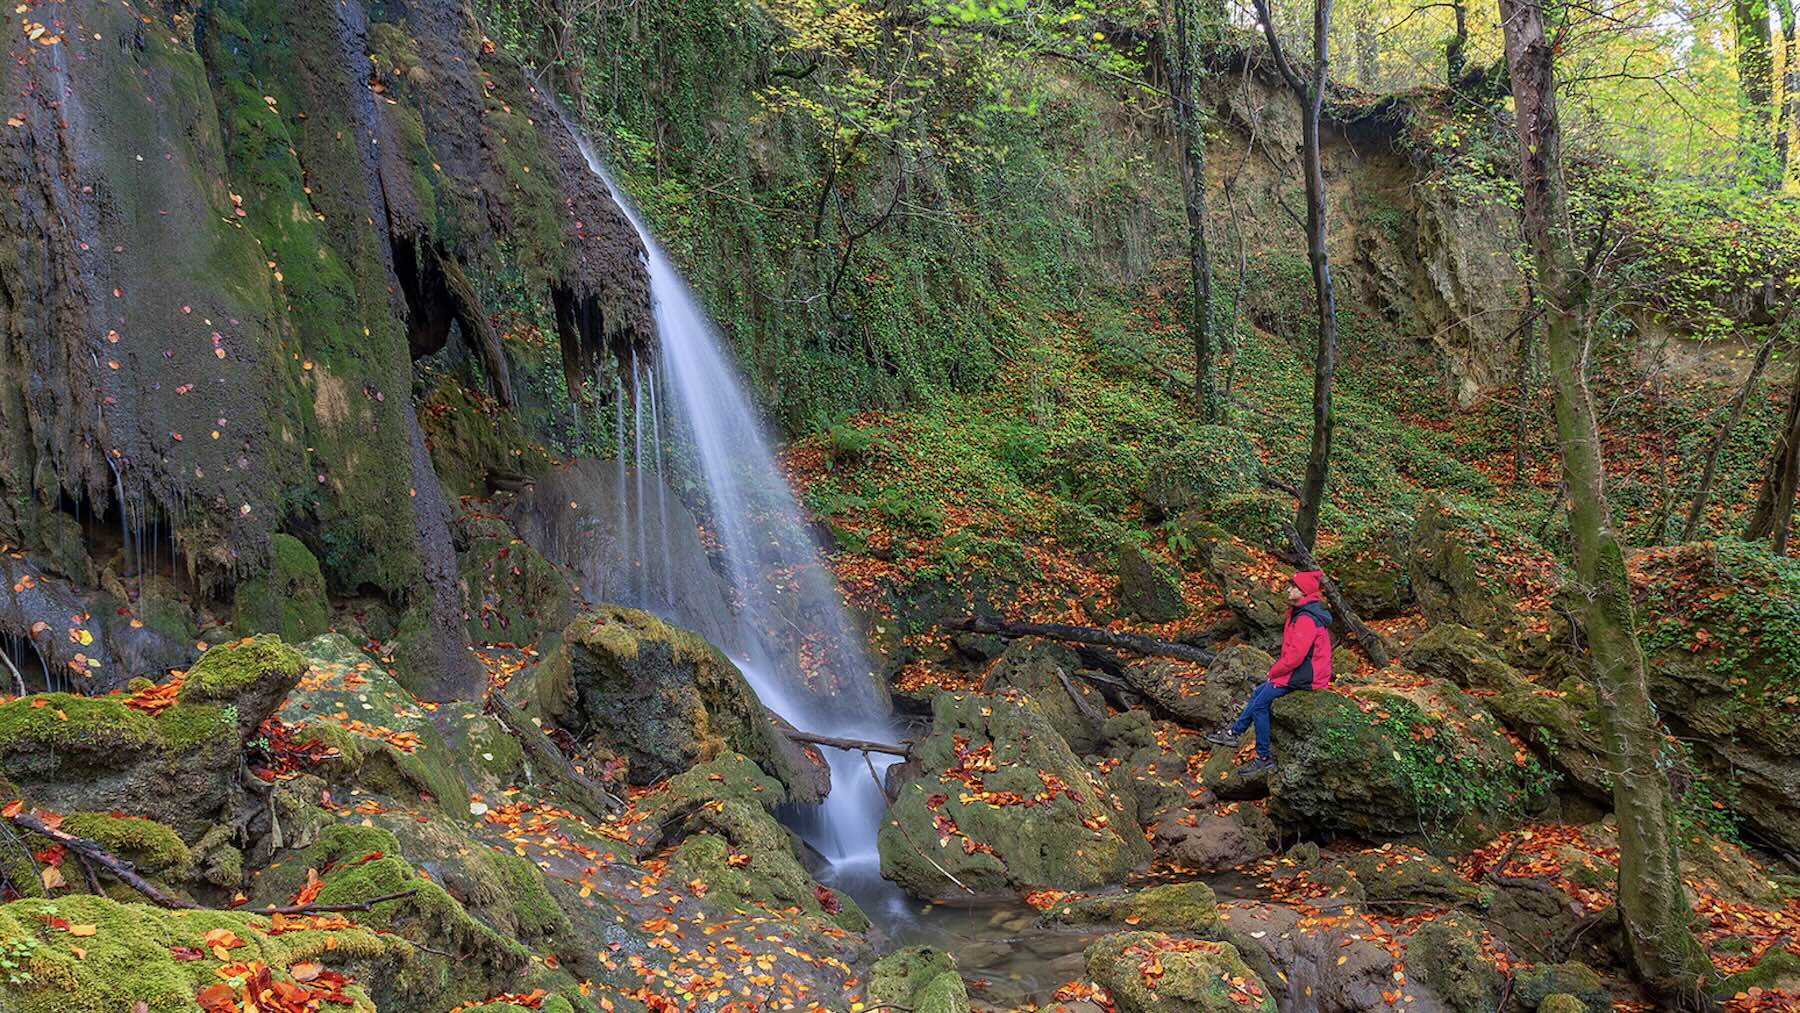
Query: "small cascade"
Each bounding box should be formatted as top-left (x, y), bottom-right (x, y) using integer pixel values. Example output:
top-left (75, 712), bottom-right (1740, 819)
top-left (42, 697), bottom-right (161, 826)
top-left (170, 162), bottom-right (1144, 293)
top-left (567, 128), bottom-right (904, 897)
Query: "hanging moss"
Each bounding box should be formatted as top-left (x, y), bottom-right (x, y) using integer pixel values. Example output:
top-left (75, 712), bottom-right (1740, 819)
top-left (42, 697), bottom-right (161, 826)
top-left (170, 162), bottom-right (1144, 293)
top-left (232, 535), bottom-right (328, 643)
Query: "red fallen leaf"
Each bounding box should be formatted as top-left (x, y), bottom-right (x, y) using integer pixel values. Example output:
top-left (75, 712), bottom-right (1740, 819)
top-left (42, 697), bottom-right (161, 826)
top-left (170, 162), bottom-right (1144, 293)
top-left (814, 885), bottom-right (840, 914)
top-left (195, 983), bottom-right (237, 1012)
top-left (290, 960), bottom-right (323, 982)
top-left (170, 945), bottom-right (205, 960)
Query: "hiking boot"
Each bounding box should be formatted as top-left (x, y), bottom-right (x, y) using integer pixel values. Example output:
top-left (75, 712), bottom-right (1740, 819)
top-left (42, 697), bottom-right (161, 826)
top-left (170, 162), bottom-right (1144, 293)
top-left (1239, 757), bottom-right (1276, 776)
top-left (1205, 729), bottom-right (1239, 747)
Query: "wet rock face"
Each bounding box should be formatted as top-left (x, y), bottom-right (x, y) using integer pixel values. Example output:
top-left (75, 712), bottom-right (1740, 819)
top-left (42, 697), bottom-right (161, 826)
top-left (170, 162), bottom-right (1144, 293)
top-left (552, 606), bottom-right (808, 797)
top-left (506, 459), bottom-right (744, 657)
top-left (877, 690), bottom-right (1149, 899)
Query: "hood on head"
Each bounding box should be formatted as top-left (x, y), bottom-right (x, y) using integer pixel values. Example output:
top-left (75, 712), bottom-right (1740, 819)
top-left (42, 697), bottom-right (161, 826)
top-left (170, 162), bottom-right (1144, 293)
top-left (1291, 570), bottom-right (1323, 597)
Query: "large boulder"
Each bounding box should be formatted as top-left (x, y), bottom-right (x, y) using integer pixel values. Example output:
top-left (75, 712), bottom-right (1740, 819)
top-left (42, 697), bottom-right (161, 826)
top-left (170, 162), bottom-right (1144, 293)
top-left (1409, 494), bottom-right (1564, 660)
top-left (867, 946), bottom-right (971, 1013)
top-left (1084, 931), bottom-right (1276, 1013)
top-left (1148, 801), bottom-right (1277, 873)
top-left (1117, 542), bottom-right (1188, 623)
top-left (1203, 538), bottom-right (1289, 637)
top-left (1267, 683), bottom-right (1549, 841)
top-left (1632, 541), bottom-right (1800, 854)
top-left (1046, 437), bottom-right (1149, 517)
top-left (986, 638), bottom-right (1105, 754)
top-left (178, 634), bottom-right (308, 739)
top-left (878, 691), bottom-right (1149, 898)
top-left (1318, 515), bottom-right (1414, 619)
top-left (1119, 645), bottom-right (1267, 731)
top-left (1404, 912), bottom-right (1503, 1013)
top-left (534, 606), bottom-right (810, 798)
top-left (1143, 427), bottom-right (1263, 520)
top-left (1049, 881), bottom-right (1223, 933)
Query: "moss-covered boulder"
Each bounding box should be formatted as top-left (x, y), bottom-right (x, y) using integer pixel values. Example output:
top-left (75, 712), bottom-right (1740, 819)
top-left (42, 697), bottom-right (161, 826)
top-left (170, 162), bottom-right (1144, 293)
top-left (1410, 494), bottom-right (1565, 659)
top-left (1147, 802), bottom-right (1277, 873)
top-left (1405, 911), bottom-right (1502, 1013)
top-left (1203, 538), bottom-right (1289, 635)
top-left (1318, 515), bottom-right (1414, 619)
top-left (549, 606), bottom-right (809, 798)
top-left (986, 638), bottom-right (1104, 754)
top-left (1267, 684), bottom-right (1548, 841)
top-left (868, 946), bottom-right (971, 1013)
top-left (58, 812), bottom-right (194, 891)
top-left (878, 691), bottom-right (1148, 899)
top-left (0, 692), bottom-right (241, 836)
top-left (178, 634), bottom-right (308, 739)
top-left (1143, 427), bottom-right (1262, 520)
top-left (1046, 437), bottom-right (1149, 517)
top-left (1512, 961), bottom-right (1609, 1012)
top-left (456, 510), bottom-right (575, 647)
top-left (277, 634), bottom-right (465, 810)
top-left (1633, 541), bottom-right (1800, 854)
top-left (1326, 845), bottom-right (1483, 913)
top-left (0, 894), bottom-right (412, 1013)
top-left (1085, 931), bottom-right (1276, 1013)
top-left (1049, 881), bottom-right (1222, 932)
top-left (232, 534), bottom-right (329, 643)
top-left (1117, 542), bottom-right (1188, 623)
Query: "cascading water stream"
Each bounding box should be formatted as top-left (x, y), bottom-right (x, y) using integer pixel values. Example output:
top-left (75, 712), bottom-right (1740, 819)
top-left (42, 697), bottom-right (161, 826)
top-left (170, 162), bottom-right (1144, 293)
top-left (566, 130), bottom-right (908, 916)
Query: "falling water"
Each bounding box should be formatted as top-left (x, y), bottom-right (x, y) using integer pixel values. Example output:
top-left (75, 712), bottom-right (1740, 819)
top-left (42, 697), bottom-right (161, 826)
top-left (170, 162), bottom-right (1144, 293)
top-left (648, 370), bottom-right (674, 608)
top-left (632, 358), bottom-right (648, 605)
top-left (569, 132), bottom-right (902, 898)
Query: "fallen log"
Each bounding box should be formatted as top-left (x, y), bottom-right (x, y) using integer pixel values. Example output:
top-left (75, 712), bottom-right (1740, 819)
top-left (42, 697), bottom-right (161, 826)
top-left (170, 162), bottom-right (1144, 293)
top-left (782, 729), bottom-right (910, 758)
top-left (942, 617), bottom-right (1216, 665)
top-left (1279, 521), bottom-right (1394, 669)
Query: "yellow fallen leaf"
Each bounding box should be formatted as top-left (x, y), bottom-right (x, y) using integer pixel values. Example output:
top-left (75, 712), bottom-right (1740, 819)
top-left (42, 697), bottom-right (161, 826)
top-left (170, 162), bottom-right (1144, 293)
top-left (67, 924), bottom-right (96, 937)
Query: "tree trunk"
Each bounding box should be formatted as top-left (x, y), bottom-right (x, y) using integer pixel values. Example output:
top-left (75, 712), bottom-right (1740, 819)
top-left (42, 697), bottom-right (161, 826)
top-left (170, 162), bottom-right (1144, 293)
top-left (1252, 0), bottom-right (1338, 552)
top-left (1746, 365), bottom-right (1800, 553)
top-left (1738, 0), bottom-right (1779, 186)
top-left (1500, 0), bottom-right (1715, 1002)
top-left (1162, 0), bottom-right (1219, 421)
top-left (1446, 0), bottom-right (1468, 85)
top-left (1778, 0), bottom-right (1798, 183)
top-left (1680, 328), bottom-right (1781, 542)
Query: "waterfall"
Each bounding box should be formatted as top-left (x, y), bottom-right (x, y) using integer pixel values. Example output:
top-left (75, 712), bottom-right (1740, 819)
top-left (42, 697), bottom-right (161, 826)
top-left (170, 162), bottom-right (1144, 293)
top-left (568, 132), bottom-right (902, 885)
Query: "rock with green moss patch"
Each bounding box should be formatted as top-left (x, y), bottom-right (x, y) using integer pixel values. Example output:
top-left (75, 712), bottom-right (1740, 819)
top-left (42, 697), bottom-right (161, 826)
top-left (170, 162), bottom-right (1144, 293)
top-left (1537, 996), bottom-right (1589, 1013)
top-left (1268, 682), bottom-right (1546, 842)
top-left (59, 813), bottom-right (193, 884)
top-left (868, 946), bottom-right (970, 1013)
top-left (1049, 881), bottom-right (1221, 932)
top-left (0, 693), bottom-right (240, 836)
top-left (1204, 538), bottom-right (1289, 635)
top-left (1085, 931), bottom-right (1276, 1013)
top-left (1143, 428), bottom-right (1262, 520)
top-left (456, 509), bottom-right (574, 647)
top-left (1409, 494), bottom-right (1566, 660)
top-left (1320, 845), bottom-right (1482, 913)
top-left (1047, 437), bottom-right (1149, 518)
top-left (1318, 516), bottom-right (1414, 619)
top-left (1512, 962), bottom-right (1608, 1012)
top-left (1117, 542), bottom-right (1187, 623)
top-left (178, 634), bottom-right (308, 738)
top-left (986, 639), bottom-right (1104, 754)
top-left (555, 607), bottom-right (810, 799)
top-left (878, 691), bottom-right (1148, 899)
top-left (0, 894), bottom-right (408, 1012)
top-left (233, 534), bottom-right (328, 643)
top-left (1405, 911), bottom-right (1500, 1013)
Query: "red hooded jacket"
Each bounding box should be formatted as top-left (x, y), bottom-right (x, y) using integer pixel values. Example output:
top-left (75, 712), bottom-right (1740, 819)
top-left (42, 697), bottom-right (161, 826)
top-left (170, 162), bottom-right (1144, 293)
top-left (1268, 570), bottom-right (1333, 690)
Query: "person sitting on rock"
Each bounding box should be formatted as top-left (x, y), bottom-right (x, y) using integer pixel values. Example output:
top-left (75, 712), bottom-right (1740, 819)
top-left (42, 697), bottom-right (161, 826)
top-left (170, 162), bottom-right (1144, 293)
top-left (1206, 569), bottom-right (1334, 775)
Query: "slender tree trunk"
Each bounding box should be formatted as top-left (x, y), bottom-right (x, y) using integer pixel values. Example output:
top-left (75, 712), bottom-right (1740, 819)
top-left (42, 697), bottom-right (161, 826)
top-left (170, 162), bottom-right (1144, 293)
top-left (1447, 0), bottom-right (1469, 85)
top-left (1500, 0), bottom-right (1715, 1001)
top-left (1163, 0), bottom-right (1219, 421)
top-left (1355, 14), bottom-right (1378, 87)
top-left (1739, 0), bottom-right (1779, 187)
top-left (1778, 0), bottom-right (1798, 182)
top-left (1746, 366), bottom-right (1800, 553)
top-left (1252, 0), bottom-right (1338, 551)
top-left (1680, 330), bottom-right (1780, 542)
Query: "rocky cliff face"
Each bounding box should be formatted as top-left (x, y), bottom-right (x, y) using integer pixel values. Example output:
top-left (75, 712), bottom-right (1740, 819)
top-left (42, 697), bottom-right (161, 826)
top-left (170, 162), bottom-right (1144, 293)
top-left (0, 0), bottom-right (651, 696)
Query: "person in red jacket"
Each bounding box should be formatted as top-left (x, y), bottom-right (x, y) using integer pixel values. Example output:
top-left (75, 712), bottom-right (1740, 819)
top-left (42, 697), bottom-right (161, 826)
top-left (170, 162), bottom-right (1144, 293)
top-left (1206, 569), bottom-right (1333, 775)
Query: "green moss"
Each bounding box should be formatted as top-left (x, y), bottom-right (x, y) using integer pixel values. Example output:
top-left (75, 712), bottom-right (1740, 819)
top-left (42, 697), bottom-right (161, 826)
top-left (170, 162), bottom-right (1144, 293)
top-left (1512, 962), bottom-right (1609, 1013)
top-left (0, 894), bottom-right (406, 1012)
top-left (868, 946), bottom-right (970, 1013)
top-left (1405, 912), bottom-right (1501, 1013)
top-left (178, 635), bottom-right (306, 709)
top-left (58, 814), bottom-right (193, 880)
top-left (232, 534), bottom-right (328, 643)
top-left (298, 720), bottom-right (464, 811)
top-left (1049, 882), bottom-right (1221, 932)
top-left (1718, 949), bottom-right (1800, 997)
top-left (152, 703), bottom-right (238, 755)
top-left (1144, 427), bottom-right (1262, 518)
top-left (1084, 931), bottom-right (1276, 1013)
top-left (0, 696), bottom-right (154, 757)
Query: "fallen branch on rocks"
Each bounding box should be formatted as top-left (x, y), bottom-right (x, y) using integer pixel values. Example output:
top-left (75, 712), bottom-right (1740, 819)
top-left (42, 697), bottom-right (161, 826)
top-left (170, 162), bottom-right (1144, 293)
top-left (861, 752), bottom-right (973, 897)
top-left (252, 889), bottom-right (419, 916)
top-left (7, 810), bottom-right (198, 909)
top-left (782, 729), bottom-right (910, 758)
top-left (1279, 522), bottom-right (1394, 669)
top-left (942, 617), bottom-right (1215, 665)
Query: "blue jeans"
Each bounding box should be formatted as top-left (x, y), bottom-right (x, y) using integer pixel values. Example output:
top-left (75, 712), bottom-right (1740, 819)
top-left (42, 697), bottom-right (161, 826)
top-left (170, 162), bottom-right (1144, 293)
top-left (1229, 682), bottom-right (1291, 760)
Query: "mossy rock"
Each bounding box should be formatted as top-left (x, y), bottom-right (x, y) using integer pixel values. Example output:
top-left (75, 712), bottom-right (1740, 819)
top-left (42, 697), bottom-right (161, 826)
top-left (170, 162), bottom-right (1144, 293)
top-left (1318, 515), bottom-right (1413, 619)
top-left (0, 894), bottom-right (408, 1012)
top-left (1046, 437), bottom-right (1149, 517)
top-left (278, 634), bottom-right (465, 811)
top-left (1326, 846), bottom-right (1483, 913)
top-left (58, 812), bottom-right (194, 883)
top-left (456, 509), bottom-right (575, 647)
top-left (1084, 931), bottom-right (1276, 1013)
top-left (1538, 996), bottom-right (1588, 1013)
top-left (1203, 538), bottom-right (1288, 635)
top-left (1048, 881), bottom-right (1222, 933)
top-left (1143, 427), bottom-right (1262, 520)
top-left (1116, 542), bottom-right (1187, 623)
top-left (1268, 684), bottom-right (1547, 842)
top-left (1719, 949), bottom-right (1800, 997)
top-left (556, 606), bottom-right (807, 799)
top-left (0, 693), bottom-right (238, 836)
top-left (1512, 961), bottom-right (1609, 1012)
top-left (868, 946), bottom-right (970, 1013)
top-left (1405, 911), bottom-right (1501, 1013)
top-left (421, 379), bottom-right (550, 499)
top-left (986, 639), bottom-right (1104, 754)
top-left (1409, 494), bottom-right (1565, 660)
top-left (878, 691), bottom-right (1148, 899)
top-left (233, 534), bottom-right (328, 644)
top-left (178, 634), bottom-right (308, 739)
top-left (1201, 492), bottom-right (1292, 551)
